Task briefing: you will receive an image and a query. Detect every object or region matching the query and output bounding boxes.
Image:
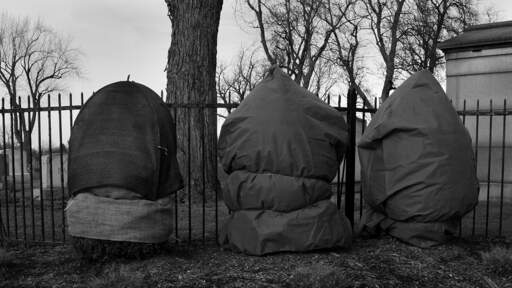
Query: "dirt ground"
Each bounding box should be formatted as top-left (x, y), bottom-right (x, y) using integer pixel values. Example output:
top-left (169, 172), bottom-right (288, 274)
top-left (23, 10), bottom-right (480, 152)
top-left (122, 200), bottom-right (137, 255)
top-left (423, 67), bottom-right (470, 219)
top-left (1, 236), bottom-right (511, 288)
top-left (1, 196), bottom-right (511, 287)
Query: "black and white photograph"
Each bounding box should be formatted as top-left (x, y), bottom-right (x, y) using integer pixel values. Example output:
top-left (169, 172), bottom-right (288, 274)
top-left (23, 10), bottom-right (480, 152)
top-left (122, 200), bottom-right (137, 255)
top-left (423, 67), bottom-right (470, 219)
top-left (0, 0), bottom-right (511, 287)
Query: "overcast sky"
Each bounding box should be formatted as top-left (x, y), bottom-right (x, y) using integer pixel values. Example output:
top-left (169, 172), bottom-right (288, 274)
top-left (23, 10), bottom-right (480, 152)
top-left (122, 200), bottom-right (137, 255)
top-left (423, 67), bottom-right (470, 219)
top-left (3, 0), bottom-right (512, 97)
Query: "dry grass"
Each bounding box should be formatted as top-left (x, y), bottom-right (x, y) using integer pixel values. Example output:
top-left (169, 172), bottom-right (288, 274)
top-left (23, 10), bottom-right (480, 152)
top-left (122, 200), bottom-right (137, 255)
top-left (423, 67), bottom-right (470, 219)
top-left (481, 246), bottom-right (512, 278)
top-left (70, 237), bottom-right (169, 261)
top-left (0, 247), bottom-right (15, 279)
top-left (285, 263), bottom-right (356, 288)
top-left (87, 265), bottom-right (158, 288)
top-left (0, 248), bottom-right (13, 265)
top-left (0, 192), bottom-right (511, 287)
top-left (0, 236), bottom-right (511, 288)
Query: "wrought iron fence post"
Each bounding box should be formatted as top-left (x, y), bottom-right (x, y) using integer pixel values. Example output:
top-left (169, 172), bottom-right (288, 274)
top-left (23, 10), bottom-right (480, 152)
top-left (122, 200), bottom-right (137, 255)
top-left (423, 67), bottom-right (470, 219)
top-left (345, 87), bottom-right (357, 226)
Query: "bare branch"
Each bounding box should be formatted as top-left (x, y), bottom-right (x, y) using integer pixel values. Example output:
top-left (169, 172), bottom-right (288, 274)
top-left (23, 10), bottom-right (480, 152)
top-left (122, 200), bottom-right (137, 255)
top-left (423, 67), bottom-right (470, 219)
top-left (216, 47), bottom-right (265, 115)
top-left (247, 0), bottom-right (276, 65)
top-left (0, 13), bottom-right (82, 156)
top-left (362, 0), bottom-right (406, 101)
top-left (396, 0), bottom-right (479, 78)
top-left (243, 0), bottom-right (338, 92)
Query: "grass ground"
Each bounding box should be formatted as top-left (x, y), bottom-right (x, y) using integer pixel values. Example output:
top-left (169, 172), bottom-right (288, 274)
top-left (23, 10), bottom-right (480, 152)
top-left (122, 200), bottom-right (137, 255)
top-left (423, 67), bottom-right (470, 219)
top-left (0, 236), bottom-right (511, 287)
top-left (0, 194), bottom-right (511, 287)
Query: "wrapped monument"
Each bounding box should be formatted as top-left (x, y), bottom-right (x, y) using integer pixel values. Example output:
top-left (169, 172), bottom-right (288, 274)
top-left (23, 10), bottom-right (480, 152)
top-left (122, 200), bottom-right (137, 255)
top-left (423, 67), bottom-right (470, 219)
top-left (358, 70), bottom-right (479, 247)
top-left (66, 81), bottom-right (183, 258)
top-left (218, 67), bottom-right (352, 255)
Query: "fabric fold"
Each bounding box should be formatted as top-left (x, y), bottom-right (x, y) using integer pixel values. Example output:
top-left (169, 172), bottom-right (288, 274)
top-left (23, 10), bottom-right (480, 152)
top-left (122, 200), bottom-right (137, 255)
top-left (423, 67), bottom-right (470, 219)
top-left (219, 67), bottom-right (352, 255)
top-left (358, 70), bottom-right (479, 247)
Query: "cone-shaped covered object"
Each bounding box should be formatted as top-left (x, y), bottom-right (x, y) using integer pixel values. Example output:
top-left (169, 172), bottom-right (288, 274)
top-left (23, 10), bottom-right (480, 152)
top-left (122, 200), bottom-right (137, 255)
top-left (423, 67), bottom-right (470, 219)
top-left (68, 81), bottom-right (183, 200)
top-left (66, 81), bottom-right (183, 244)
top-left (358, 70), bottom-right (479, 247)
top-left (218, 67), bottom-right (352, 255)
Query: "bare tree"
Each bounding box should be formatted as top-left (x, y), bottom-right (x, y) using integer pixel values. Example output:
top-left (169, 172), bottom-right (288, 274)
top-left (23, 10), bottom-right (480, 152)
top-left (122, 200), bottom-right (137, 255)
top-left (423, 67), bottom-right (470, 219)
top-left (0, 14), bottom-right (81, 158)
top-left (363, 0), bottom-right (407, 101)
top-left (396, 0), bottom-right (478, 77)
top-left (165, 0), bottom-right (223, 199)
top-left (245, 0), bottom-right (337, 91)
top-left (309, 57), bottom-right (339, 100)
top-left (217, 48), bottom-right (266, 120)
top-left (217, 48), bottom-right (265, 116)
top-left (324, 0), bottom-right (375, 107)
top-left (216, 63), bottom-right (231, 115)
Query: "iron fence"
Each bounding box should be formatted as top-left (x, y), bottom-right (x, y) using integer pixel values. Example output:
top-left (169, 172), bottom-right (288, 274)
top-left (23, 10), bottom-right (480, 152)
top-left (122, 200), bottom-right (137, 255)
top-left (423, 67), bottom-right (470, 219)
top-left (0, 92), bottom-right (509, 246)
top-left (0, 93), bottom-right (84, 245)
top-left (457, 99), bottom-right (511, 237)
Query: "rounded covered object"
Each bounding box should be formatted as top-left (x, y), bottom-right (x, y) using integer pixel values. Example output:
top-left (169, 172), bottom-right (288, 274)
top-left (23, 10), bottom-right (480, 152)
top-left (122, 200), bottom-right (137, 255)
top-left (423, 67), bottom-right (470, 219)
top-left (66, 81), bottom-right (183, 243)
top-left (218, 67), bottom-right (352, 255)
top-left (358, 70), bottom-right (479, 247)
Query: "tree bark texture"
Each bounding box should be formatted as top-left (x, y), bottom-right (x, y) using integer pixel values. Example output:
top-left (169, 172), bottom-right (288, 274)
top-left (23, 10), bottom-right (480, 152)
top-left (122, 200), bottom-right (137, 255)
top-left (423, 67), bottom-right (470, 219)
top-left (165, 0), bottom-right (223, 201)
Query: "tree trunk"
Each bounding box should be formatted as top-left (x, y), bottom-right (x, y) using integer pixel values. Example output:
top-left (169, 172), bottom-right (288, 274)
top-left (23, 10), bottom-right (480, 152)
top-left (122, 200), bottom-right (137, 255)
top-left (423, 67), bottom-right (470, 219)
top-left (165, 0), bottom-right (223, 201)
top-left (381, 65), bottom-right (395, 102)
top-left (12, 112), bottom-right (33, 172)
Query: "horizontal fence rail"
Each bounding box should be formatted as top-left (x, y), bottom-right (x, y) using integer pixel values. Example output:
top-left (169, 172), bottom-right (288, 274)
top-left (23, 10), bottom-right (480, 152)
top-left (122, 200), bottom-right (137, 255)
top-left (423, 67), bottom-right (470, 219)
top-left (0, 93), bottom-right (509, 246)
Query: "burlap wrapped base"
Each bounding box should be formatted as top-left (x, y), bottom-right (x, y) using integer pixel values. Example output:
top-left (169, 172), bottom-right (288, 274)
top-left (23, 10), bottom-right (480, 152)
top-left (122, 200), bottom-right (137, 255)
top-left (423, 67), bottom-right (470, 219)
top-left (66, 191), bottom-right (173, 259)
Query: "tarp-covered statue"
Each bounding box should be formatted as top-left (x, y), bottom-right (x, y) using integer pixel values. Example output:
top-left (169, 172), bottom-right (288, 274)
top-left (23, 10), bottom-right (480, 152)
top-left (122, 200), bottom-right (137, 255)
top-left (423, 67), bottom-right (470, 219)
top-left (358, 70), bottom-right (479, 247)
top-left (66, 81), bottom-right (183, 259)
top-left (218, 67), bottom-right (352, 255)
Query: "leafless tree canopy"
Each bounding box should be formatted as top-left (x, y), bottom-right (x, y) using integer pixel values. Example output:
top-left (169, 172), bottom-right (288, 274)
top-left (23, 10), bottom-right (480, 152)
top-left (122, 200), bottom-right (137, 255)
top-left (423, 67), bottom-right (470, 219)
top-left (396, 0), bottom-right (478, 78)
top-left (362, 0), bottom-right (480, 100)
top-left (217, 48), bottom-right (265, 114)
top-left (324, 0), bottom-right (374, 107)
top-left (362, 0), bottom-right (407, 101)
top-left (245, 0), bottom-right (337, 90)
top-left (0, 13), bottom-right (81, 153)
top-left (230, 0), bottom-right (488, 104)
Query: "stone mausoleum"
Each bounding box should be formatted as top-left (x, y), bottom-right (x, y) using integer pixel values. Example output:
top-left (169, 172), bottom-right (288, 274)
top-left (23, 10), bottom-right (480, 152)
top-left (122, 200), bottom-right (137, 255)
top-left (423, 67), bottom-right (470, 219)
top-left (439, 21), bottom-right (512, 202)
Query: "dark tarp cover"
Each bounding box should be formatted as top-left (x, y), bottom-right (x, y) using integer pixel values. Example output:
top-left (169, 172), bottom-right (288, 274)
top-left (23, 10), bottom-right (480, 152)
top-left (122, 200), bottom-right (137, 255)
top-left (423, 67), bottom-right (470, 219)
top-left (68, 81), bottom-right (183, 201)
top-left (218, 68), bottom-right (352, 255)
top-left (358, 70), bottom-right (479, 247)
